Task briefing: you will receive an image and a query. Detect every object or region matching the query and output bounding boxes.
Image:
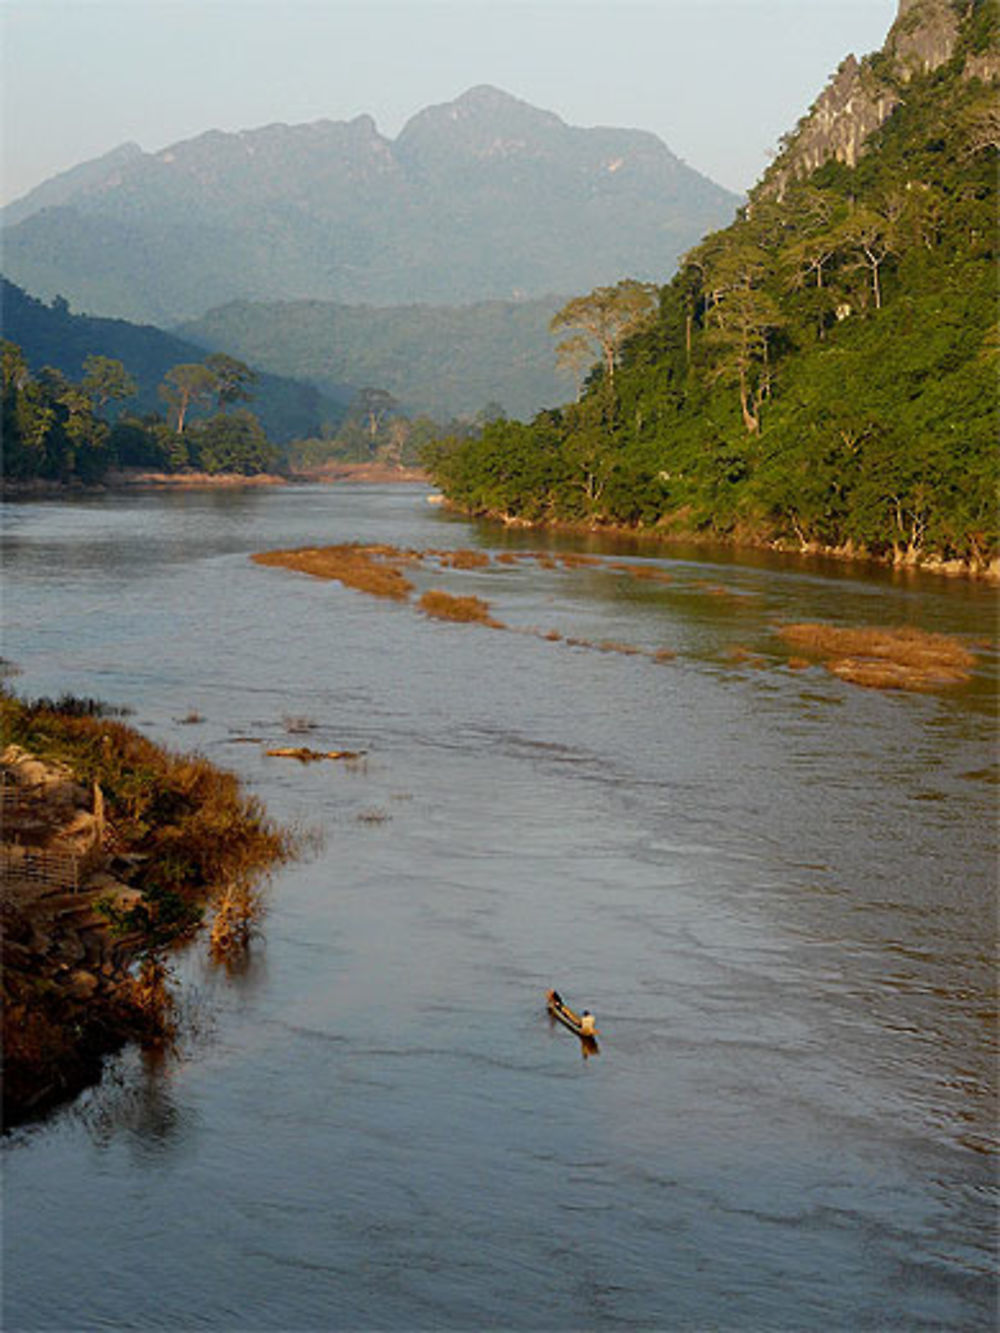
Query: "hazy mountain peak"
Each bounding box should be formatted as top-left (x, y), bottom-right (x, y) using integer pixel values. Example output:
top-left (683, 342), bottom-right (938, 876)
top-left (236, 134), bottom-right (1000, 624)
top-left (2, 141), bottom-right (145, 226)
top-left (396, 84), bottom-right (566, 160)
top-left (1, 88), bottom-right (739, 321)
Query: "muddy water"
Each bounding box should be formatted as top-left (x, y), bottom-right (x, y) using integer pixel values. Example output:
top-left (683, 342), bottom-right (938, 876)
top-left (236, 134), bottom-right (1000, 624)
top-left (2, 485), bottom-right (996, 1331)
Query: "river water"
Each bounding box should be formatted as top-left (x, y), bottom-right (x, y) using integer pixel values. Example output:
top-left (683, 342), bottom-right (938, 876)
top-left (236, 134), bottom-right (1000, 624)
top-left (2, 485), bottom-right (996, 1332)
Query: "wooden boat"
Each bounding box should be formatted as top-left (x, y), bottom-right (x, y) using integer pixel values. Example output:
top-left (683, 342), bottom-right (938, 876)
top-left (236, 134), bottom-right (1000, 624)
top-left (546, 990), bottom-right (598, 1040)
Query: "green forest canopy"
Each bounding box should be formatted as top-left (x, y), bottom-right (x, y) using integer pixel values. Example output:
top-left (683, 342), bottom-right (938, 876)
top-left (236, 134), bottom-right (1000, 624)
top-left (425, 10), bottom-right (998, 570)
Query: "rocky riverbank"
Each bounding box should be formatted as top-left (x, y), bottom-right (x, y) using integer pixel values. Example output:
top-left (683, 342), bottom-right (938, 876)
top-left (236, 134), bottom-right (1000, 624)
top-left (0, 693), bottom-right (290, 1129)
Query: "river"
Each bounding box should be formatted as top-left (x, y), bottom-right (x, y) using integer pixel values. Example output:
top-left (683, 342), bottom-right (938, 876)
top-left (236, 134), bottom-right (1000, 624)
top-left (2, 484), bottom-right (996, 1331)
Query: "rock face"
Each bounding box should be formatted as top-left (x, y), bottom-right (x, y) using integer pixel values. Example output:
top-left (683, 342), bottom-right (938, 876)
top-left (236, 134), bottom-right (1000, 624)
top-left (888, 0), bottom-right (961, 79)
top-left (756, 0), bottom-right (964, 202)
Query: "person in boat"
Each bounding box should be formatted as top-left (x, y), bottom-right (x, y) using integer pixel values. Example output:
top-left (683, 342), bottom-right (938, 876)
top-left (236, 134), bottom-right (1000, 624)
top-left (579, 1010), bottom-right (596, 1036)
top-left (550, 989), bottom-right (564, 1009)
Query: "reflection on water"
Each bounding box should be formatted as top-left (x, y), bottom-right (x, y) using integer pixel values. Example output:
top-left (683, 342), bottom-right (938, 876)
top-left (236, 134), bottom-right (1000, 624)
top-left (75, 1047), bottom-right (197, 1164)
top-left (2, 486), bottom-right (997, 1332)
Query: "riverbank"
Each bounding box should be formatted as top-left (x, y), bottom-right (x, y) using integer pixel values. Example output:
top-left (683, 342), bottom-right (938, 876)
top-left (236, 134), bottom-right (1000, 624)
top-left (287, 462), bottom-right (428, 485)
top-left (438, 500), bottom-right (1000, 583)
top-left (1, 464), bottom-right (427, 497)
top-left (0, 691), bottom-right (290, 1128)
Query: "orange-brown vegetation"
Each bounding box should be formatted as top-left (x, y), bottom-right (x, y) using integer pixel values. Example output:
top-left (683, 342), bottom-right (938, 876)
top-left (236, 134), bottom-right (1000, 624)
top-left (266, 746), bottom-right (365, 763)
top-left (209, 877), bottom-right (263, 962)
top-left (437, 549), bottom-right (492, 569)
top-left (653, 648), bottom-right (677, 663)
top-left (776, 623), bottom-right (975, 690)
top-left (1, 689), bottom-right (292, 1126)
top-left (418, 590), bottom-right (503, 627)
top-left (598, 641), bottom-right (643, 656)
top-left (253, 544), bottom-right (415, 600)
top-left (610, 562), bottom-right (673, 585)
top-left (558, 554), bottom-right (604, 569)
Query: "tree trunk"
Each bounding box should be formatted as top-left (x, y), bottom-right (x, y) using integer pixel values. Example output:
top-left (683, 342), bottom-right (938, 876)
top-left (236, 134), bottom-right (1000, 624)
top-left (738, 365), bottom-right (759, 434)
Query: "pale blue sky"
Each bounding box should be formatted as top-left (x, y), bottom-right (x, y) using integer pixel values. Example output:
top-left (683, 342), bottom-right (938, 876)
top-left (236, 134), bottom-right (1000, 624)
top-left (2, 0), bottom-right (898, 206)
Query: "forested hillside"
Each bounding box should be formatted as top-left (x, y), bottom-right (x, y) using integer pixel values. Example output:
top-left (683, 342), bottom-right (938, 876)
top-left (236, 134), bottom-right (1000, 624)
top-left (177, 295), bottom-right (568, 421)
top-left (425, 1), bottom-right (998, 572)
top-left (0, 279), bottom-right (347, 442)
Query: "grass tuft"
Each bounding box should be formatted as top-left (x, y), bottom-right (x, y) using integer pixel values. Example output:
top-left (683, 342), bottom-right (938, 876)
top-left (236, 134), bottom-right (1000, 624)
top-left (418, 590), bottom-right (503, 627)
top-left (776, 623), bottom-right (974, 690)
top-left (253, 544), bottom-right (415, 600)
top-left (438, 549), bottom-right (491, 569)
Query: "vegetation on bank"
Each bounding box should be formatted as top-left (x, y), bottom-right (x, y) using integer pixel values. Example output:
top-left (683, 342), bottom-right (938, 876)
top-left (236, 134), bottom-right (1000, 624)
top-left (0, 277), bottom-right (346, 443)
top-left (1, 688), bottom-right (291, 1125)
top-left (423, 8), bottom-right (998, 572)
top-left (1, 309), bottom-right (493, 486)
top-left (1, 340), bottom-right (281, 483)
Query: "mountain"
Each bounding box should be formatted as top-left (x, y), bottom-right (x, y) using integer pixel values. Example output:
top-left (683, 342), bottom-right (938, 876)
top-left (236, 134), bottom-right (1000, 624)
top-left (0, 279), bottom-right (348, 442)
top-left (423, 1), bottom-right (999, 573)
top-left (0, 87), bottom-right (739, 325)
top-left (177, 295), bottom-right (570, 421)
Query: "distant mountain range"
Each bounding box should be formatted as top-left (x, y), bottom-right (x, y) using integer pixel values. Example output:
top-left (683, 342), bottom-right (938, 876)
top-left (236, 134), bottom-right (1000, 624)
top-left (0, 86), bottom-right (739, 325)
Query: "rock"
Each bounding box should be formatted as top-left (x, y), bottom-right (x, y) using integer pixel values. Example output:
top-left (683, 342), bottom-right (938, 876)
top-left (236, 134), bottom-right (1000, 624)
top-left (68, 969), bottom-right (100, 999)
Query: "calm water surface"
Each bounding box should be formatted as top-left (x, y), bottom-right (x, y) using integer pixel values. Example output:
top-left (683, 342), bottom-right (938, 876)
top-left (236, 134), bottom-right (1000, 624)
top-left (2, 485), bottom-right (997, 1331)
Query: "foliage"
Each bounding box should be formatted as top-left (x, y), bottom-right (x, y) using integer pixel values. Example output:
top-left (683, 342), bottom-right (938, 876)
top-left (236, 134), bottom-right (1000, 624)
top-left (178, 294), bottom-right (572, 423)
top-left (0, 688), bottom-right (291, 924)
top-left (0, 277), bottom-right (346, 443)
top-left (1, 339), bottom-right (280, 481)
top-left (424, 20), bottom-right (999, 569)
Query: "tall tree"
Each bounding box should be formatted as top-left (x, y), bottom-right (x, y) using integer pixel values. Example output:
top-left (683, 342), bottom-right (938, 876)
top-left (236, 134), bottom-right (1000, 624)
top-left (204, 353), bottom-right (256, 410)
top-left (550, 280), bottom-right (658, 389)
top-left (81, 355), bottom-right (136, 411)
top-left (160, 363), bottom-right (217, 433)
top-left (353, 387), bottom-right (398, 446)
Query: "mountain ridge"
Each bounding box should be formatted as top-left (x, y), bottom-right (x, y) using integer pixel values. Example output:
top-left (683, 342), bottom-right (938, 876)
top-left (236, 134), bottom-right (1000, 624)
top-left (0, 87), bottom-right (739, 323)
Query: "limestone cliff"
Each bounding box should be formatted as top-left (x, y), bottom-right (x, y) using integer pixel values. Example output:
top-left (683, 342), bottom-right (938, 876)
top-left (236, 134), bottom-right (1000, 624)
top-left (755, 0), bottom-right (968, 201)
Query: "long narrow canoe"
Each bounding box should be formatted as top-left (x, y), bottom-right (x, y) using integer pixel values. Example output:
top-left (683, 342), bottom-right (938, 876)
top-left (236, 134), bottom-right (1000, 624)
top-left (546, 990), bottom-right (598, 1039)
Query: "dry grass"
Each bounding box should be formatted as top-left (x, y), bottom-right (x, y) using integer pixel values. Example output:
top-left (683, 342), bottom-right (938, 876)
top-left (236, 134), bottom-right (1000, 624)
top-left (266, 746), bottom-right (365, 762)
top-left (438, 549), bottom-right (491, 569)
top-left (598, 640), bottom-right (643, 656)
top-left (653, 648), bottom-right (677, 663)
top-left (209, 876), bottom-right (263, 961)
top-left (776, 623), bottom-right (974, 690)
top-left (418, 590), bottom-right (503, 627)
top-left (128, 953), bottom-right (177, 1043)
top-left (357, 808), bottom-right (391, 825)
top-left (558, 553), bottom-right (604, 569)
top-left (609, 561), bottom-right (673, 585)
top-left (253, 544), bottom-right (415, 600)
